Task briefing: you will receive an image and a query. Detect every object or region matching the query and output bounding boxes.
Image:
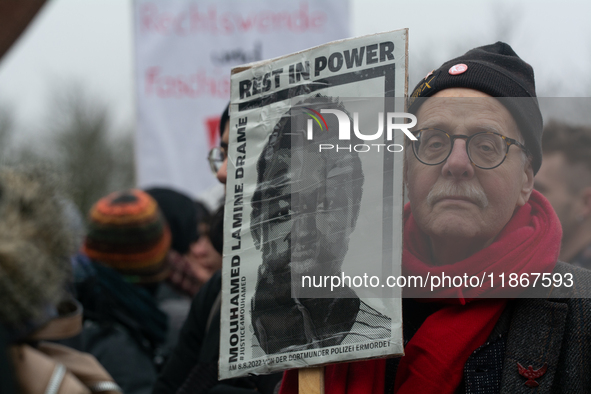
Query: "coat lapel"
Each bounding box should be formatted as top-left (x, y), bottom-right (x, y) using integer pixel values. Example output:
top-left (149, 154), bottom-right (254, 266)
top-left (500, 299), bottom-right (568, 393)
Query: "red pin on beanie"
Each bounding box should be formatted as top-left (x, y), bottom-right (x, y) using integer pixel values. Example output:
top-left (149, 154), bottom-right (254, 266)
top-left (449, 63), bottom-right (468, 75)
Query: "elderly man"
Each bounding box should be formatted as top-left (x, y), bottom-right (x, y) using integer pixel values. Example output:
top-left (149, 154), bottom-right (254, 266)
top-left (280, 42), bottom-right (591, 394)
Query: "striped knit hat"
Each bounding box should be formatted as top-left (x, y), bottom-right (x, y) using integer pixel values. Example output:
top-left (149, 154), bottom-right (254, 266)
top-left (83, 189), bottom-right (171, 284)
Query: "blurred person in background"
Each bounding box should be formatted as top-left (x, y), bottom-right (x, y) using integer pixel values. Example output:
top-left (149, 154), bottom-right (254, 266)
top-left (145, 187), bottom-right (203, 353)
top-left (536, 121), bottom-right (591, 268)
top-left (75, 189), bottom-right (172, 394)
top-left (185, 200), bottom-right (223, 284)
top-left (0, 166), bottom-right (121, 394)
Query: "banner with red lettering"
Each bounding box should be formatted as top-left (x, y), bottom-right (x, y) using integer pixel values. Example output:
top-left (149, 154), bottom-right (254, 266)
top-left (133, 0), bottom-right (350, 201)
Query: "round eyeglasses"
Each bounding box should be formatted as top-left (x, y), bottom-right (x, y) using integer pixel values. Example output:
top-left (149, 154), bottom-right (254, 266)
top-left (207, 147), bottom-right (225, 174)
top-left (411, 128), bottom-right (530, 170)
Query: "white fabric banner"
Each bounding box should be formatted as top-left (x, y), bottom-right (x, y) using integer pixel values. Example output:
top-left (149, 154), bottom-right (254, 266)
top-left (133, 0), bottom-right (350, 203)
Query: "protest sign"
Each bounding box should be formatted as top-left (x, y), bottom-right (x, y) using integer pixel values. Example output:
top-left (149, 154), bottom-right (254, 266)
top-left (219, 29), bottom-right (408, 378)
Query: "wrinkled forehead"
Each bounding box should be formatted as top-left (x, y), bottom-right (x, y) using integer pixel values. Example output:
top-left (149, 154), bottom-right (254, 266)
top-left (414, 96), bottom-right (522, 141)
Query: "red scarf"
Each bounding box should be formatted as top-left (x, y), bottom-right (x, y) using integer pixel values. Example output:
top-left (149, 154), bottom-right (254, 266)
top-left (279, 190), bottom-right (561, 394)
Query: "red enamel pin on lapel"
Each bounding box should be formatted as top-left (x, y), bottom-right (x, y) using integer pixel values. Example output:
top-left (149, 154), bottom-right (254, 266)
top-left (517, 362), bottom-right (548, 387)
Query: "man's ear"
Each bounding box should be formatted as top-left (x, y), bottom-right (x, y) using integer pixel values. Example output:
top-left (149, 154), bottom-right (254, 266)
top-left (517, 160), bottom-right (535, 207)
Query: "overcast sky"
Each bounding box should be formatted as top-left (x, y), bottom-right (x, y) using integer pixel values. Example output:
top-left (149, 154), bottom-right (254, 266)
top-left (0, 0), bottom-right (589, 139)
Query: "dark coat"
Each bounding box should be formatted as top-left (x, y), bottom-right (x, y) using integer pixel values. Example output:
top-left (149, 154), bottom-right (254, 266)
top-left (0, 324), bottom-right (16, 394)
top-left (497, 262), bottom-right (591, 393)
top-left (81, 319), bottom-right (160, 394)
top-left (153, 271), bottom-right (223, 394)
top-left (73, 255), bottom-right (169, 394)
top-left (385, 262), bottom-right (591, 394)
top-left (153, 271), bottom-right (282, 394)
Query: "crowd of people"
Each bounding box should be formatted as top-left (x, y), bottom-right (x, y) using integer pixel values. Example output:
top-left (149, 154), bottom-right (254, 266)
top-left (0, 165), bottom-right (223, 393)
top-left (2, 41), bottom-right (591, 394)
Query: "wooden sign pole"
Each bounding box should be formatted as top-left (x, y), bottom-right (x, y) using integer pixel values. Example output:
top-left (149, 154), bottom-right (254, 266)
top-left (299, 367), bottom-right (325, 394)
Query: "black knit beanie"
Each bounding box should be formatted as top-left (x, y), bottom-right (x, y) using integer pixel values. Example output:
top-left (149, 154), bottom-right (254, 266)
top-left (145, 187), bottom-right (198, 255)
top-left (408, 42), bottom-right (543, 174)
top-left (220, 103), bottom-right (230, 138)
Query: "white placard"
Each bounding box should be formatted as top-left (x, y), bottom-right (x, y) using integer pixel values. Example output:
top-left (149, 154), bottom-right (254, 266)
top-left (220, 29), bottom-right (407, 378)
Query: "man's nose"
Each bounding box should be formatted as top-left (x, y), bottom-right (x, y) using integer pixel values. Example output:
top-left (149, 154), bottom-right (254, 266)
top-left (216, 158), bottom-right (228, 184)
top-left (441, 139), bottom-right (475, 179)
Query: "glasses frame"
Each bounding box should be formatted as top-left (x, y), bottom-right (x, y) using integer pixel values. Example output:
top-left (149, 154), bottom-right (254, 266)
top-left (411, 127), bottom-right (530, 170)
top-left (207, 147), bottom-right (225, 174)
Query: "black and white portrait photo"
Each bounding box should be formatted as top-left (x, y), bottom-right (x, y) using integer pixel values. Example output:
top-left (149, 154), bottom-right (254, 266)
top-left (249, 96), bottom-right (391, 355)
